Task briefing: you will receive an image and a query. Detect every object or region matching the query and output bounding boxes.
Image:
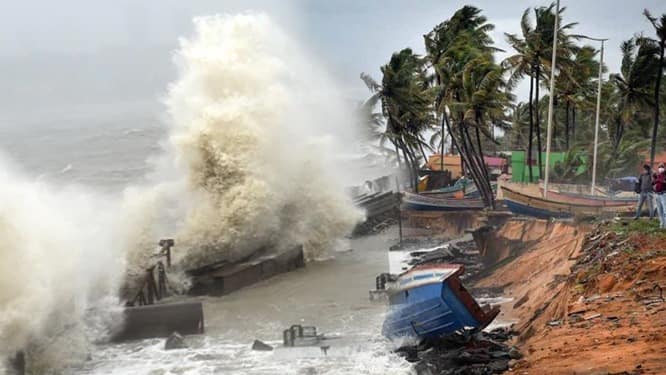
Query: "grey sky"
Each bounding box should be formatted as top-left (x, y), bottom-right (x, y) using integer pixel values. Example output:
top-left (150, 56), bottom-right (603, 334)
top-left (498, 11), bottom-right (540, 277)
top-left (1, 0), bottom-right (665, 124)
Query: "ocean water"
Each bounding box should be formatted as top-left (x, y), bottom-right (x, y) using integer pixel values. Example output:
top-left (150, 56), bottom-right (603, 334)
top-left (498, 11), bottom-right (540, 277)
top-left (68, 229), bottom-right (413, 375)
top-left (0, 105), bottom-right (164, 193)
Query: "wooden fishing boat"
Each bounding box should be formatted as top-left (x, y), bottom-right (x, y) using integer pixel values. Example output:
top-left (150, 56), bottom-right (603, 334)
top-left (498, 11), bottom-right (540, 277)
top-left (421, 182), bottom-right (496, 200)
top-left (382, 264), bottom-right (499, 340)
top-left (419, 178), bottom-right (474, 198)
top-left (538, 188), bottom-right (637, 206)
top-left (402, 191), bottom-right (485, 211)
top-left (502, 186), bottom-right (635, 219)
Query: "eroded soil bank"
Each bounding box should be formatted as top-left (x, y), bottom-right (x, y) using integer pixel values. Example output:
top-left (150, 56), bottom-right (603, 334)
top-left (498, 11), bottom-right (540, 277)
top-left (476, 219), bottom-right (666, 374)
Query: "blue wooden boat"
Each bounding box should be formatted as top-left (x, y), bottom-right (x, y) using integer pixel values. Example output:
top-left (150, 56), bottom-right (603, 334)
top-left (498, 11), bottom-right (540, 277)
top-left (422, 178), bottom-right (473, 194)
top-left (382, 264), bottom-right (499, 341)
top-left (402, 192), bottom-right (485, 211)
top-left (421, 182), bottom-right (497, 199)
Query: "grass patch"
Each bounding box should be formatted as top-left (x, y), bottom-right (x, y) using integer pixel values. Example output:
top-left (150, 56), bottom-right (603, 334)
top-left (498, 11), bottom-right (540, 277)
top-left (610, 218), bottom-right (663, 236)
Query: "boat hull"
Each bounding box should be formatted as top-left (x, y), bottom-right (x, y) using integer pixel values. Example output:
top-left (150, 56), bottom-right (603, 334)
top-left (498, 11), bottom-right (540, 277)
top-left (504, 197), bottom-right (570, 219)
top-left (382, 265), bottom-right (498, 340)
top-left (502, 186), bottom-right (634, 219)
top-left (402, 192), bottom-right (485, 211)
top-left (539, 189), bottom-right (637, 206)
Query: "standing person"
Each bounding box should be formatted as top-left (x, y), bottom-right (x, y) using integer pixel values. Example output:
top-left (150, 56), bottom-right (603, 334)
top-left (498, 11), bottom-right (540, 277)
top-left (653, 163), bottom-right (666, 228)
top-left (635, 164), bottom-right (654, 219)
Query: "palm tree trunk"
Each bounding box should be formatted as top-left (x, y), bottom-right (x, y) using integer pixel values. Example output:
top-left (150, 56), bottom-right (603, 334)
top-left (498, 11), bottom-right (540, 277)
top-left (440, 114), bottom-right (445, 171)
top-left (473, 124), bottom-right (495, 209)
top-left (571, 104), bottom-right (576, 144)
top-left (650, 44), bottom-right (664, 167)
top-left (613, 116), bottom-right (624, 154)
top-left (535, 64), bottom-right (543, 179)
top-left (401, 139), bottom-right (419, 192)
top-left (565, 100), bottom-right (570, 149)
top-left (455, 119), bottom-right (494, 209)
top-left (467, 127), bottom-right (494, 209)
top-left (444, 112), bottom-right (467, 178)
top-left (527, 75), bottom-right (535, 182)
top-left (472, 122), bottom-right (492, 184)
top-left (418, 141), bottom-right (428, 164)
top-left (396, 140), bottom-right (412, 189)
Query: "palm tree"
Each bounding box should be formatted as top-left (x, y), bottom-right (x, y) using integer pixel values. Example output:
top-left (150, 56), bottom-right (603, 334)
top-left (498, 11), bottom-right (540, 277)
top-left (556, 45), bottom-right (599, 148)
top-left (426, 6), bottom-right (512, 208)
top-left (609, 38), bottom-right (658, 153)
top-left (505, 2), bottom-right (578, 180)
top-left (355, 95), bottom-right (401, 167)
top-left (507, 102), bottom-right (531, 150)
top-left (643, 10), bottom-right (666, 166)
top-left (425, 5), bottom-right (497, 173)
top-left (361, 48), bottom-right (435, 190)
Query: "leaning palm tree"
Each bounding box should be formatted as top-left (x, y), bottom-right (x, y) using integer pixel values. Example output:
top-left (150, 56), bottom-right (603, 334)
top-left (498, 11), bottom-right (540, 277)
top-left (361, 48), bottom-right (435, 190)
top-left (609, 38), bottom-right (658, 153)
top-left (643, 10), bottom-right (666, 166)
top-left (355, 95), bottom-right (401, 167)
top-left (425, 5), bottom-right (497, 172)
top-left (447, 50), bottom-right (513, 209)
top-left (425, 6), bottom-right (504, 207)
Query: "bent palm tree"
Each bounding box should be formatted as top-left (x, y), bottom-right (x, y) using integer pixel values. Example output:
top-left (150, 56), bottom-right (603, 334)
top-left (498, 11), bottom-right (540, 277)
top-left (361, 48), bottom-right (435, 190)
top-left (426, 6), bottom-right (512, 208)
top-left (609, 38), bottom-right (658, 154)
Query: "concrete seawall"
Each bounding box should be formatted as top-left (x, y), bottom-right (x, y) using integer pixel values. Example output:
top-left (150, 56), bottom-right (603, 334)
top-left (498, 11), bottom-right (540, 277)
top-left (187, 246), bottom-right (306, 296)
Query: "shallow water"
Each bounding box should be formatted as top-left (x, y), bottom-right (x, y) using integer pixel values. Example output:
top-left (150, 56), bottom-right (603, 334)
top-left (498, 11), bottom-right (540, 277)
top-left (69, 228), bottom-right (414, 375)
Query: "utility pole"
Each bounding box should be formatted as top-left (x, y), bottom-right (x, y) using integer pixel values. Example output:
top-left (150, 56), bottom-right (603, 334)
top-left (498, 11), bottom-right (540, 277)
top-left (585, 37), bottom-right (607, 195)
top-left (543, 0), bottom-right (560, 198)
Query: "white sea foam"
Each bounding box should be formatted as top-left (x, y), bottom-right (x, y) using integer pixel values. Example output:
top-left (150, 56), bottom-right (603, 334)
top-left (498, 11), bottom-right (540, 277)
top-left (1, 12), bottom-right (366, 371)
top-left (148, 13), bottom-right (364, 268)
top-left (0, 156), bottom-right (125, 372)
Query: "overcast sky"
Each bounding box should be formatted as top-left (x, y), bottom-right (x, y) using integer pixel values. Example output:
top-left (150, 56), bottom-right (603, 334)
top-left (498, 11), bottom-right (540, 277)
top-left (1, 0), bottom-right (666, 123)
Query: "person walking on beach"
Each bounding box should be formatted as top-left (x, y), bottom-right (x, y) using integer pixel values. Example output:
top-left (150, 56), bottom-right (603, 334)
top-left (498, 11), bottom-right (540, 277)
top-left (635, 164), bottom-right (654, 219)
top-left (653, 163), bottom-right (666, 228)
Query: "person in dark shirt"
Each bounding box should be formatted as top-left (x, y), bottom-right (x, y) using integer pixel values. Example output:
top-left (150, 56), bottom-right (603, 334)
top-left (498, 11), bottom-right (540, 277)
top-left (635, 164), bottom-right (654, 219)
top-left (653, 163), bottom-right (666, 228)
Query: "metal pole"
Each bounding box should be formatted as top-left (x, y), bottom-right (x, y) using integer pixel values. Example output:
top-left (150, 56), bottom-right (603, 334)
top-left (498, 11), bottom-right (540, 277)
top-left (591, 40), bottom-right (605, 195)
top-left (543, 0), bottom-right (559, 198)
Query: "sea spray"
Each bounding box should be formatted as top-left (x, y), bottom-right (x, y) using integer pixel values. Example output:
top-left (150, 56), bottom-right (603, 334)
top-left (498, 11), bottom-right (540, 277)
top-left (0, 12), bottom-right (365, 372)
top-left (0, 155), bottom-right (125, 371)
top-left (161, 14), bottom-right (363, 268)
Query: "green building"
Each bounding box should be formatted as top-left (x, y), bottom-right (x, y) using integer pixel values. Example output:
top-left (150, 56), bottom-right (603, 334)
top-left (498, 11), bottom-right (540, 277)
top-left (510, 151), bottom-right (587, 183)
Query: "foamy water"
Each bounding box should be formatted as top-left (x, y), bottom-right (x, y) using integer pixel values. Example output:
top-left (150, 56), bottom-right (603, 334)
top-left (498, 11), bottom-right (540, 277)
top-left (69, 229), bottom-right (413, 375)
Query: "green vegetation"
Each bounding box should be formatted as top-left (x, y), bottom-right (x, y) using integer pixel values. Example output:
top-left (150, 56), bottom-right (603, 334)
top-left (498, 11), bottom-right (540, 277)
top-left (360, 2), bottom-right (666, 202)
top-left (611, 218), bottom-right (664, 236)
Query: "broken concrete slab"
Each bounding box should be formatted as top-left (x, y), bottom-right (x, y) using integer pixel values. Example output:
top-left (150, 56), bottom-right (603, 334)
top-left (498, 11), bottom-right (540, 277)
top-left (112, 301), bottom-right (204, 342)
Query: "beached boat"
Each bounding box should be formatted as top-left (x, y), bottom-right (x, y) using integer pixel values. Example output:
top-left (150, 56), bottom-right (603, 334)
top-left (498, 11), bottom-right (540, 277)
top-left (402, 191), bottom-right (485, 211)
top-left (502, 186), bottom-right (635, 219)
top-left (423, 178), bottom-right (473, 194)
top-left (421, 182), bottom-right (497, 200)
top-left (538, 188), bottom-right (637, 206)
top-left (382, 264), bottom-right (499, 340)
